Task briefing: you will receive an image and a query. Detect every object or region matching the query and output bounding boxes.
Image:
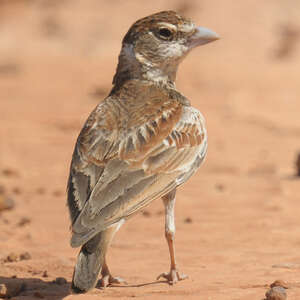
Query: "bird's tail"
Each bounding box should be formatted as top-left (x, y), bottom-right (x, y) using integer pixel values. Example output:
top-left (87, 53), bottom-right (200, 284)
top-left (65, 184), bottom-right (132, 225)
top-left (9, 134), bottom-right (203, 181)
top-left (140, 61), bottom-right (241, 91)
top-left (71, 232), bottom-right (106, 293)
top-left (71, 221), bottom-right (123, 293)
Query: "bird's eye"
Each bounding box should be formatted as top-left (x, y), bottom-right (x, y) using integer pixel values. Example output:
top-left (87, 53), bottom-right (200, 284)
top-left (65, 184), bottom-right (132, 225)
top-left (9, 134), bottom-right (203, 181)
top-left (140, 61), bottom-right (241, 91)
top-left (158, 28), bottom-right (173, 39)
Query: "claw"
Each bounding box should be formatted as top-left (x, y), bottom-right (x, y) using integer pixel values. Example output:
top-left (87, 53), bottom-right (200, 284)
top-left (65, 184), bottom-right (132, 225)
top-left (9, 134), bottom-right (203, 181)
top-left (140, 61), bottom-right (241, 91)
top-left (157, 269), bottom-right (188, 285)
top-left (157, 272), bottom-right (168, 281)
top-left (110, 276), bottom-right (128, 285)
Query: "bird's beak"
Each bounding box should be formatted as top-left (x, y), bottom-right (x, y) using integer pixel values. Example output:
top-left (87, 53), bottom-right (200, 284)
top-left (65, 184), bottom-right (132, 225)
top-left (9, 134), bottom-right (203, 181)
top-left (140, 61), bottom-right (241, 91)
top-left (188, 26), bottom-right (220, 49)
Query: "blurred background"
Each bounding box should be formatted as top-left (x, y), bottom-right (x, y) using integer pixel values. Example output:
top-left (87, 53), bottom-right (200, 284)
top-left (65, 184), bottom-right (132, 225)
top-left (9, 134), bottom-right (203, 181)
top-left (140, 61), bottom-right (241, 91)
top-left (0, 1), bottom-right (300, 299)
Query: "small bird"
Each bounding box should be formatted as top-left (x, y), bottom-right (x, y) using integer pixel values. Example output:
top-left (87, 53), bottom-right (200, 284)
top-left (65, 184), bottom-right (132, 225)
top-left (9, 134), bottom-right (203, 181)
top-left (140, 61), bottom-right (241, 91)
top-left (67, 10), bottom-right (219, 293)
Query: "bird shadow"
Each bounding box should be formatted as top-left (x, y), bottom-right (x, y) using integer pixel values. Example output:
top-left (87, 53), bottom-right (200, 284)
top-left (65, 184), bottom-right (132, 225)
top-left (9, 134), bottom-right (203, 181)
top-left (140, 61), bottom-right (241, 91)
top-left (0, 276), bottom-right (70, 300)
top-left (0, 276), bottom-right (170, 299)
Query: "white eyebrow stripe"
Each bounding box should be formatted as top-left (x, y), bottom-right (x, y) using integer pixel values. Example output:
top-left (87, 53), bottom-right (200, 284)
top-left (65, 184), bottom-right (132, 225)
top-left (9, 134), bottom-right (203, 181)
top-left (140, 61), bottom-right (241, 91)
top-left (156, 22), bottom-right (177, 31)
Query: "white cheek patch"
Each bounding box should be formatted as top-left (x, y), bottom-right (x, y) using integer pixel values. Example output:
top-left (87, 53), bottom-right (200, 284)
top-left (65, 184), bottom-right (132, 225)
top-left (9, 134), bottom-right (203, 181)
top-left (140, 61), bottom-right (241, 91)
top-left (159, 41), bottom-right (188, 58)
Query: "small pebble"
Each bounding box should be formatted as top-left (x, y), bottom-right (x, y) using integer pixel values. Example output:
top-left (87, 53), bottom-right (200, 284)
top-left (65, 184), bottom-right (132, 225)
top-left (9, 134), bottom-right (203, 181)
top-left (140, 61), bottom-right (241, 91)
top-left (184, 217), bottom-right (193, 223)
top-left (265, 286), bottom-right (287, 300)
top-left (0, 282), bottom-right (26, 298)
top-left (54, 277), bottom-right (67, 285)
top-left (215, 183), bottom-right (225, 192)
top-left (5, 252), bottom-right (18, 263)
top-left (0, 284), bottom-right (7, 298)
top-left (0, 195), bottom-right (15, 211)
top-left (52, 190), bottom-right (63, 197)
top-left (42, 270), bottom-right (48, 278)
top-left (18, 217), bottom-right (31, 227)
top-left (2, 168), bottom-right (19, 177)
top-left (20, 252), bottom-right (31, 261)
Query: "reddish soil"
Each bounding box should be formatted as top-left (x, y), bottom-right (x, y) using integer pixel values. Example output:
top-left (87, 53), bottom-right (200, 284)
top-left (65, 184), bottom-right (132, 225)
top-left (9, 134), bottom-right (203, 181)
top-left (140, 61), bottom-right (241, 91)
top-left (1, 1), bottom-right (300, 299)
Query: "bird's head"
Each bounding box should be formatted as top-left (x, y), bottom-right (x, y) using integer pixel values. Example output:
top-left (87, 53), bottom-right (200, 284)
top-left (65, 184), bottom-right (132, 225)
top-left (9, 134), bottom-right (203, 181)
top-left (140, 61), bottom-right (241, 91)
top-left (113, 11), bottom-right (219, 87)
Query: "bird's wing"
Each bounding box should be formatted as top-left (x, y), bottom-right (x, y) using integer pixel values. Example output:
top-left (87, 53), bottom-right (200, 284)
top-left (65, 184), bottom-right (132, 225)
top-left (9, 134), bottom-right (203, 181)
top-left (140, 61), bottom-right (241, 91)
top-left (68, 94), bottom-right (206, 247)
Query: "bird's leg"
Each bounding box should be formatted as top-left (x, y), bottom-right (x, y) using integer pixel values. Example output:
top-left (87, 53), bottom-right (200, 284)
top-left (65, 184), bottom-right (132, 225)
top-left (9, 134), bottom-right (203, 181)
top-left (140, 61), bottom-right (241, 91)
top-left (157, 189), bottom-right (188, 285)
top-left (99, 258), bottom-right (127, 289)
top-left (97, 222), bottom-right (127, 289)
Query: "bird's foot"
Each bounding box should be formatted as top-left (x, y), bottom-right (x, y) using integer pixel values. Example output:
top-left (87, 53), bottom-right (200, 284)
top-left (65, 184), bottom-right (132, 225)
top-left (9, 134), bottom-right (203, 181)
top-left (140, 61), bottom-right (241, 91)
top-left (99, 275), bottom-right (127, 289)
top-left (156, 269), bottom-right (188, 285)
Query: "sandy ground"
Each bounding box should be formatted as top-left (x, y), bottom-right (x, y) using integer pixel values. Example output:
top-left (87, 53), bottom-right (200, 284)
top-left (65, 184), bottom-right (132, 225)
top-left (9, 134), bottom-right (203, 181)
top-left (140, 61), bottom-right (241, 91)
top-left (1, 0), bottom-right (300, 299)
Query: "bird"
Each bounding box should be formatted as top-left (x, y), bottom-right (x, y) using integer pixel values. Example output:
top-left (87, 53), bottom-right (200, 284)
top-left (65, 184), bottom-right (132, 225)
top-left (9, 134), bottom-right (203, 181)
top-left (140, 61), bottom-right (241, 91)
top-left (67, 10), bottom-right (219, 293)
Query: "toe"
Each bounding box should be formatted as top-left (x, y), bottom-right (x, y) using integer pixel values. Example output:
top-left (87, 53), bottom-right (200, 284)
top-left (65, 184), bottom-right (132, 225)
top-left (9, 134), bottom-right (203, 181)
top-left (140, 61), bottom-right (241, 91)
top-left (157, 270), bottom-right (188, 285)
top-left (109, 276), bottom-right (128, 285)
top-left (98, 275), bottom-right (110, 289)
top-left (178, 273), bottom-right (188, 281)
top-left (99, 275), bottom-right (127, 289)
top-left (156, 272), bottom-right (168, 281)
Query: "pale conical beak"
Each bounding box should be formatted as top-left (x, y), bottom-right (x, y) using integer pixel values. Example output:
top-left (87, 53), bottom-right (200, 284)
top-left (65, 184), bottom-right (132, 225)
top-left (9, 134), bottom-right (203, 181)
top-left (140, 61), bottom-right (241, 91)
top-left (188, 26), bottom-right (220, 49)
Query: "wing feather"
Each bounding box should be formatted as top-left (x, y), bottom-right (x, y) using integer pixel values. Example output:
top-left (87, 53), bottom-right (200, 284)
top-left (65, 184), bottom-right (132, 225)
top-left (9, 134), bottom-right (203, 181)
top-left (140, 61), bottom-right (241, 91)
top-left (67, 84), bottom-right (207, 247)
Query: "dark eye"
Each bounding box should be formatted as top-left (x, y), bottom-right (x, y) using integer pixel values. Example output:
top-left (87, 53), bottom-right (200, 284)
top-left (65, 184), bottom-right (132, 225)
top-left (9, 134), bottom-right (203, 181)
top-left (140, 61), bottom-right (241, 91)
top-left (158, 28), bottom-right (172, 39)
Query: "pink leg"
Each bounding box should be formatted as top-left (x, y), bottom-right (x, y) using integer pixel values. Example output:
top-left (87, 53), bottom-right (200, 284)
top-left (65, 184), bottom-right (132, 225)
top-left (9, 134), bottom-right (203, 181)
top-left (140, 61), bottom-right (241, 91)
top-left (157, 189), bottom-right (188, 285)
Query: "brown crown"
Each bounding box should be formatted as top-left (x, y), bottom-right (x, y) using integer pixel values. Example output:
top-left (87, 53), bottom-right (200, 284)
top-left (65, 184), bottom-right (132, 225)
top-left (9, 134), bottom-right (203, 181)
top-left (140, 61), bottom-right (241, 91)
top-left (123, 10), bottom-right (191, 44)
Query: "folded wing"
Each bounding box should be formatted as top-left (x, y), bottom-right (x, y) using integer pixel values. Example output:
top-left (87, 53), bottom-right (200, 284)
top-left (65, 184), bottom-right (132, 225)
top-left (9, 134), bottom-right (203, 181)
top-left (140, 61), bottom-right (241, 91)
top-left (68, 90), bottom-right (206, 247)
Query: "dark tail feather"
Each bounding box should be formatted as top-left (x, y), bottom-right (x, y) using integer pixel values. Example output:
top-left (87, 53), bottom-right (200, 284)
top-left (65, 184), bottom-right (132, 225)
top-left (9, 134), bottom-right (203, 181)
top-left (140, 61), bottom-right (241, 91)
top-left (71, 232), bottom-right (104, 293)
